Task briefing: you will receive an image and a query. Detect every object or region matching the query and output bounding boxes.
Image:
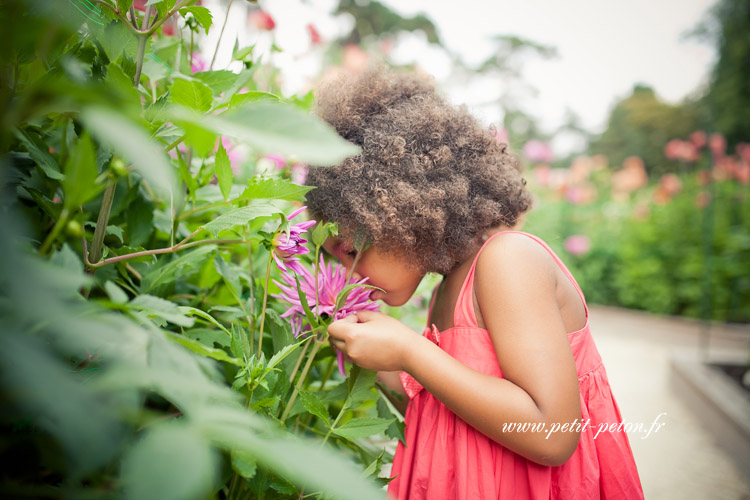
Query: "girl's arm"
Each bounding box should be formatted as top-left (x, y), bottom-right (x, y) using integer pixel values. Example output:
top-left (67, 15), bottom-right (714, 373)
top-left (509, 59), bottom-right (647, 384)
top-left (328, 235), bottom-right (581, 466)
top-left (376, 371), bottom-right (408, 415)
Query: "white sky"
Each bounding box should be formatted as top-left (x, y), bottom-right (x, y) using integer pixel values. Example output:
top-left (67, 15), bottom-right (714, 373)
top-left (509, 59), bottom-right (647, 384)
top-left (204, 0), bottom-right (716, 154)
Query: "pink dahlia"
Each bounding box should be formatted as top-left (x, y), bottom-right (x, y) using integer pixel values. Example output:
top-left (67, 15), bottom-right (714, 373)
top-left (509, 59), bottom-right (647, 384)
top-left (271, 206), bottom-right (315, 274)
top-left (273, 255), bottom-right (381, 374)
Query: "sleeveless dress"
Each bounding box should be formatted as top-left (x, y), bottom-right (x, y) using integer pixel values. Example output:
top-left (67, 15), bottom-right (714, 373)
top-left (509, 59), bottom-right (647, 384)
top-left (388, 231), bottom-right (644, 500)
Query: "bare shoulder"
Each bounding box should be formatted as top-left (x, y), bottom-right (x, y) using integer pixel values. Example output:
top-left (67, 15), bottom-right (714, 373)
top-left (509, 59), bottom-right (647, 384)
top-left (474, 232), bottom-right (557, 289)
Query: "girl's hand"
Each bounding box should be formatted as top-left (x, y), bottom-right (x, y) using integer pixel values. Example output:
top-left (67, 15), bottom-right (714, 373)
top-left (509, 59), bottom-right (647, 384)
top-left (328, 310), bottom-right (419, 372)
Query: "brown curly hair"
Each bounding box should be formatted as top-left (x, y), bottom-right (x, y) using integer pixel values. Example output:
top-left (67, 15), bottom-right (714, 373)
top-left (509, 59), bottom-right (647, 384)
top-left (305, 67), bottom-right (532, 274)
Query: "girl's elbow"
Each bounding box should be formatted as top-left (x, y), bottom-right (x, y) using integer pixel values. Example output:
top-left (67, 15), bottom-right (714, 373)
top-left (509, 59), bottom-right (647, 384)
top-left (536, 432), bottom-right (580, 466)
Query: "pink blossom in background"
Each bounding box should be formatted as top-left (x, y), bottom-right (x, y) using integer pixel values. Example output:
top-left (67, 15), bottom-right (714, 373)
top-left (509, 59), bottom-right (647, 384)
top-left (612, 156), bottom-right (648, 198)
top-left (343, 44), bottom-right (369, 72)
top-left (735, 142), bottom-right (750, 163)
top-left (191, 52), bottom-right (207, 74)
top-left (221, 137), bottom-right (246, 174)
top-left (533, 164), bottom-right (551, 187)
top-left (522, 140), bottom-right (554, 164)
top-left (307, 23), bottom-right (322, 46)
top-left (690, 131), bottom-right (707, 149)
top-left (290, 163), bottom-right (309, 185)
top-left (270, 206), bottom-right (316, 275)
top-left (736, 163), bottom-right (750, 184)
top-left (493, 126), bottom-right (509, 145)
top-left (709, 133), bottom-right (726, 157)
top-left (659, 173), bottom-right (682, 197)
top-left (248, 10), bottom-right (275, 31)
top-left (264, 154), bottom-right (286, 170)
top-left (273, 255), bottom-right (381, 374)
top-left (564, 235), bottom-right (591, 256)
top-left (664, 139), bottom-right (698, 162)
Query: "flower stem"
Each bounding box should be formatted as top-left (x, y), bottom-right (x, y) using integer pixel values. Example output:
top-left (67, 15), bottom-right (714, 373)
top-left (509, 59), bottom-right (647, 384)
top-left (87, 178), bottom-right (117, 264)
top-left (39, 208), bottom-right (69, 255)
top-left (209, 0), bottom-right (235, 70)
top-left (321, 401), bottom-right (346, 446)
top-left (288, 336), bottom-right (312, 383)
top-left (84, 228), bottom-right (213, 268)
top-left (255, 252), bottom-right (273, 359)
top-left (314, 246), bottom-right (321, 315)
top-left (132, 6), bottom-right (151, 87)
top-left (280, 340), bottom-right (322, 422)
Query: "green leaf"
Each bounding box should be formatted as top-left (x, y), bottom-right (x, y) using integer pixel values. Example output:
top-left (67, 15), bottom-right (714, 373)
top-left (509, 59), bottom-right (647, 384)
top-left (201, 204), bottom-right (282, 237)
top-left (121, 423), bottom-right (218, 500)
top-left (231, 450), bottom-right (257, 478)
top-left (170, 79), bottom-right (214, 113)
top-left (343, 365), bottom-right (377, 412)
top-left (104, 281), bottom-right (129, 304)
top-left (240, 177), bottom-right (314, 202)
top-left (228, 91), bottom-right (279, 109)
top-left (180, 120), bottom-right (217, 158)
top-left (179, 6), bottom-right (212, 33)
top-left (105, 62), bottom-right (140, 105)
top-left (14, 128), bottom-right (64, 180)
top-left (266, 338), bottom-right (307, 372)
top-left (63, 132), bottom-right (101, 209)
top-left (294, 275), bottom-right (319, 331)
top-left (334, 283), bottom-right (384, 312)
top-left (129, 294), bottom-right (195, 327)
top-left (96, 20), bottom-right (140, 61)
top-left (377, 397), bottom-right (406, 444)
top-left (361, 449), bottom-right (386, 478)
top-left (299, 390), bottom-right (330, 426)
top-left (165, 332), bottom-right (242, 366)
top-left (168, 102), bottom-right (360, 165)
top-left (311, 222), bottom-right (327, 248)
top-left (183, 327), bottom-right (231, 348)
top-left (116, 0), bottom-right (134, 14)
top-left (332, 417), bottom-right (394, 441)
top-left (178, 307), bottom-right (232, 338)
top-left (140, 245), bottom-right (216, 292)
top-left (81, 107), bottom-right (177, 196)
top-left (215, 139), bottom-right (233, 200)
top-left (193, 70), bottom-right (240, 94)
top-left (125, 195), bottom-right (154, 247)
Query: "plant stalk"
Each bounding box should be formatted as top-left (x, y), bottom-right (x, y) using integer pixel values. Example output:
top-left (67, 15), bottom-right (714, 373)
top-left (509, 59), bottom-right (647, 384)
top-left (280, 340), bottom-right (322, 422)
top-left (255, 252), bottom-right (273, 359)
top-left (209, 0), bottom-right (235, 70)
top-left (87, 179), bottom-right (117, 264)
top-left (39, 208), bottom-right (69, 255)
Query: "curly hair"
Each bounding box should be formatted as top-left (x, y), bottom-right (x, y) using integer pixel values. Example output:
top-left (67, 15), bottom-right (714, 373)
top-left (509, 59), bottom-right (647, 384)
top-left (305, 67), bottom-right (533, 274)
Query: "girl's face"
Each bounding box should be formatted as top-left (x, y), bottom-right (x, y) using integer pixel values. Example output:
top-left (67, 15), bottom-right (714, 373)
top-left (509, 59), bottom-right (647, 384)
top-left (323, 237), bottom-right (425, 307)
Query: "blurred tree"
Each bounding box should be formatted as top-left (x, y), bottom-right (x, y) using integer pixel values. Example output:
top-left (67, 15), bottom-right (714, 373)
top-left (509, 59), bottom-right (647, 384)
top-left (699, 0), bottom-right (750, 147)
top-left (588, 85), bottom-right (701, 174)
top-left (334, 0), bottom-right (442, 47)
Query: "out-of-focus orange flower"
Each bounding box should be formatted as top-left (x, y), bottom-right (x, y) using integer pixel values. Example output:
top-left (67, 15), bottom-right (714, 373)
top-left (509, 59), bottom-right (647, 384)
top-left (736, 163), bottom-right (750, 184)
top-left (709, 133), bottom-right (726, 157)
top-left (659, 173), bottom-right (682, 196)
top-left (564, 184), bottom-right (597, 205)
top-left (689, 131), bottom-right (707, 149)
top-left (343, 44), bottom-right (369, 72)
top-left (248, 10), bottom-right (275, 31)
top-left (569, 156), bottom-right (592, 184)
top-left (664, 139), bottom-right (698, 162)
top-left (735, 142), bottom-right (750, 163)
top-left (612, 156), bottom-right (647, 198)
top-left (591, 154), bottom-right (608, 171)
top-left (307, 23), bottom-right (322, 46)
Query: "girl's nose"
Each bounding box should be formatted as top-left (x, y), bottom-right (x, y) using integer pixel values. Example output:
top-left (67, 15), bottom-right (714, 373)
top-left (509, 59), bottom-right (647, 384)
top-left (350, 271), bottom-right (363, 281)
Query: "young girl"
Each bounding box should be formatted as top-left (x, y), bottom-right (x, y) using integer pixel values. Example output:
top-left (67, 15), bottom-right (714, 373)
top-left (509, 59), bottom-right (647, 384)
top-left (307, 67), bottom-right (644, 499)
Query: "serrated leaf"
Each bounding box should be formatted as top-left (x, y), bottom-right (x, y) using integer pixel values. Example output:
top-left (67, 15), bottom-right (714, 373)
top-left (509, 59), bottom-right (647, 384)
top-left (193, 70), bottom-right (239, 94)
top-left (82, 107), bottom-right (176, 197)
top-left (343, 365), bottom-right (377, 412)
top-left (179, 120), bottom-right (217, 158)
top-left (267, 338), bottom-right (306, 372)
top-left (332, 417), bottom-right (393, 441)
top-left (165, 332), bottom-right (242, 366)
top-left (299, 390), bottom-right (330, 426)
top-left (250, 397), bottom-right (278, 411)
top-left (104, 281), bottom-right (129, 304)
top-left (116, 0), bottom-right (133, 14)
top-left (170, 79), bottom-right (213, 113)
top-left (178, 307), bottom-right (232, 337)
top-left (311, 222), bottom-right (327, 248)
top-left (105, 62), bottom-right (140, 104)
top-left (231, 450), bottom-right (257, 478)
top-left (179, 6), bottom-right (212, 33)
top-left (140, 245), bottom-right (216, 292)
top-left (183, 328), bottom-right (231, 348)
top-left (14, 128), bottom-right (64, 180)
top-left (228, 91), bottom-right (279, 109)
top-left (361, 449), bottom-right (386, 478)
top-left (240, 177), bottom-right (314, 202)
top-left (168, 102), bottom-right (360, 165)
top-left (215, 139), bottom-right (232, 200)
top-left (201, 204), bottom-right (282, 237)
top-left (63, 132), bottom-right (101, 209)
top-left (129, 295), bottom-right (195, 326)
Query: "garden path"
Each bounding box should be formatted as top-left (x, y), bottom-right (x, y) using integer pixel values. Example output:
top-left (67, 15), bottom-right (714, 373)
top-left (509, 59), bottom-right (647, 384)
top-left (589, 305), bottom-right (750, 500)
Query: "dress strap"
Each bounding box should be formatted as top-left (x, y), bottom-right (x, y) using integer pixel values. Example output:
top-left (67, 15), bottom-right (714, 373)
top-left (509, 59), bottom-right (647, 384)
top-left (453, 231), bottom-right (589, 328)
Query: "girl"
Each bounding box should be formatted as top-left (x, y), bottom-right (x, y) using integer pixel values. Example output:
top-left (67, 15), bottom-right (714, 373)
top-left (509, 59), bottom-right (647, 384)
top-left (307, 67), bottom-right (644, 499)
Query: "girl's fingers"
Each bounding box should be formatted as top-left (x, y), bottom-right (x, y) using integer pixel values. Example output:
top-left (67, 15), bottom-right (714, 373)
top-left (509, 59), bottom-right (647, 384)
top-left (355, 310), bottom-right (380, 322)
top-left (328, 314), bottom-right (357, 339)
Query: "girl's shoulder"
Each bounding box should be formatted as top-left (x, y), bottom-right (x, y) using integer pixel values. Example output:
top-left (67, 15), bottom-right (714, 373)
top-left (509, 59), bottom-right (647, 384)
top-left (474, 231), bottom-right (558, 280)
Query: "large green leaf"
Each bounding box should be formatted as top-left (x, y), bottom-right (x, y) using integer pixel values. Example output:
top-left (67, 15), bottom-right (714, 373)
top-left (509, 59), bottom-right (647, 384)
top-left (215, 139), bottom-right (232, 200)
top-left (129, 294), bottom-right (195, 327)
top-left (170, 78), bottom-right (214, 113)
top-left (168, 102), bottom-right (360, 165)
top-left (14, 128), bottom-right (64, 180)
top-left (165, 332), bottom-right (242, 366)
top-left (62, 132), bottom-right (101, 209)
top-left (140, 245), bottom-right (216, 292)
top-left (82, 107), bottom-right (177, 196)
top-left (300, 390), bottom-right (330, 426)
top-left (121, 423), bottom-right (218, 500)
top-left (201, 203), bottom-right (282, 237)
top-left (179, 6), bottom-right (212, 33)
top-left (240, 177), bottom-right (315, 202)
top-left (331, 417), bottom-right (394, 441)
top-left (194, 70), bottom-right (241, 95)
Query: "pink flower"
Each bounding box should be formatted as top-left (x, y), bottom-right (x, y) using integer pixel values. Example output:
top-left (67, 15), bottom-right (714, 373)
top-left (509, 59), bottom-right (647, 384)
top-left (690, 131), bottom-right (707, 149)
top-left (191, 52), bottom-right (207, 74)
top-left (735, 142), bottom-right (750, 163)
top-left (273, 255), bottom-right (381, 374)
top-left (564, 235), bottom-right (591, 256)
top-left (307, 23), bottom-right (322, 46)
top-left (248, 10), bottom-right (275, 31)
top-left (264, 153), bottom-right (286, 170)
top-left (290, 162), bottom-right (309, 185)
top-left (664, 139), bottom-right (697, 162)
top-left (522, 140), bottom-right (554, 164)
top-left (271, 206), bottom-right (316, 275)
top-left (709, 133), bottom-right (726, 157)
top-left (659, 173), bottom-right (682, 196)
top-left (493, 126), bottom-right (509, 145)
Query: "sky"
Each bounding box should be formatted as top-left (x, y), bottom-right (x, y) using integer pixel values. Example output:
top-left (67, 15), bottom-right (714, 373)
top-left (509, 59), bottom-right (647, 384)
top-left (203, 0), bottom-right (717, 154)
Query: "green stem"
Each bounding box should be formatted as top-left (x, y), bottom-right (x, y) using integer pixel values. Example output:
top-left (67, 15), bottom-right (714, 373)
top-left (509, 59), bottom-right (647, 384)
top-left (280, 340), bottom-right (322, 422)
top-left (287, 336), bottom-right (313, 384)
top-left (255, 252), bottom-right (273, 359)
top-left (318, 357), bottom-right (336, 392)
top-left (321, 400), bottom-right (346, 446)
top-left (87, 178), bottom-right (117, 264)
top-left (314, 246), bottom-right (321, 315)
top-left (39, 208), bottom-right (69, 255)
top-left (209, 0), bottom-right (235, 70)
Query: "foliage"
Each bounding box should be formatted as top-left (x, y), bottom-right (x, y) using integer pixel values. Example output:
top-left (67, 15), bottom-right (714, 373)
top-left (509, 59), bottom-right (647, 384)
top-left (334, 0), bottom-right (442, 47)
top-left (0, 1), bottom-right (403, 498)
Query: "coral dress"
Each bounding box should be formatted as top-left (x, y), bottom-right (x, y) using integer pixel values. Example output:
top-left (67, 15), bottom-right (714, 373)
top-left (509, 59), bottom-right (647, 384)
top-left (389, 231), bottom-right (644, 500)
